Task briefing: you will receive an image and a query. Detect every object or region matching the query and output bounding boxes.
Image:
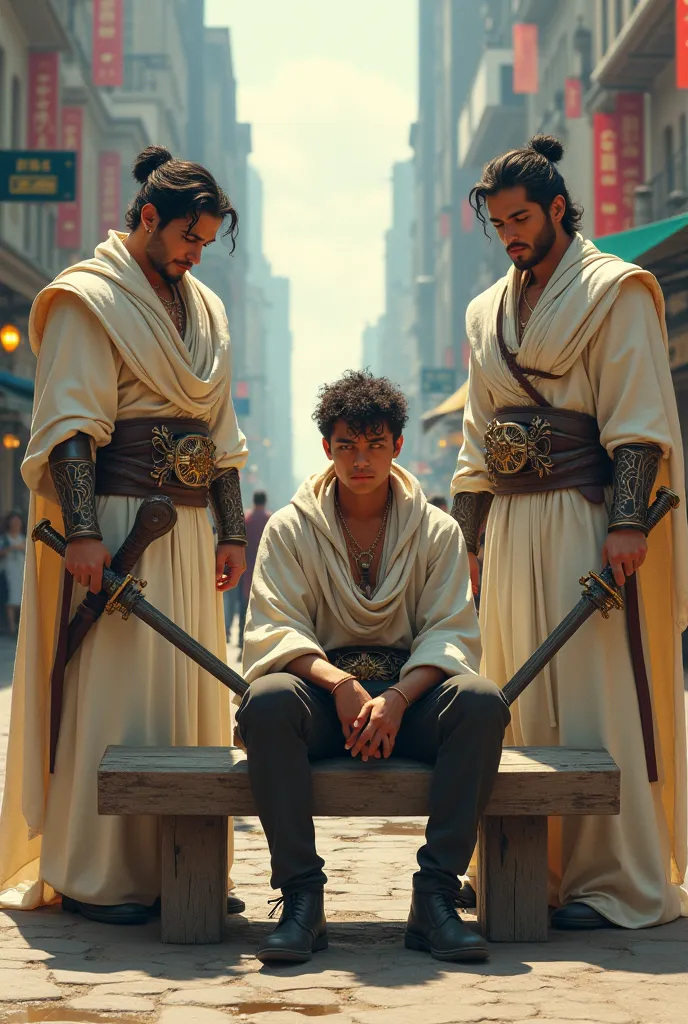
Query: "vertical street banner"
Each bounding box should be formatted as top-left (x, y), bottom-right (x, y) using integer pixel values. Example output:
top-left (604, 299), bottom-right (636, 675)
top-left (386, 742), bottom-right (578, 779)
top-left (593, 112), bottom-right (622, 237)
top-left (616, 93), bottom-right (645, 231)
top-left (461, 198), bottom-right (474, 234)
top-left (27, 52), bottom-right (60, 149)
top-left (99, 151), bottom-right (121, 238)
top-left (677, 0), bottom-right (688, 88)
top-left (92, 0), bottom-right (124, 88)
top-left (513, 24), bottom-right (539, 95)
top-left (565, 78), bottom-right (582, 119)
top-left (57, 107), bottom-right (83, 249)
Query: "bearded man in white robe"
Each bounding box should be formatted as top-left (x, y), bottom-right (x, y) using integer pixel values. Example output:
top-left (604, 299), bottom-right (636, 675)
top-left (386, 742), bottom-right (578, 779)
top-left (452, 134), bottom-right (688, 930)
top-left (237, 371), bottom-right (510, 964)
top-left (0, 145), bottom-right (249, 924)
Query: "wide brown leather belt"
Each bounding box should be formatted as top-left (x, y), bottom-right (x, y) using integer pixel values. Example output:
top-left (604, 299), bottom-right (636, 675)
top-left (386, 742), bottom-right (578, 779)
top-left (326, 646), bottom-right (410, 684)
top-left (484, 407), bottom-right (613, 503)
top-left (95, 417), bottom-right (216, 508)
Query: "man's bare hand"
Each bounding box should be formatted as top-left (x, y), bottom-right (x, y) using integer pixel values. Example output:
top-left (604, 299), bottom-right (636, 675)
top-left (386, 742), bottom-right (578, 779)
top-left (346, 689), bottom-right (407, 761)
top-left (65, 538), bottom-right (112, 594)
top-left (333, 677), bottom-right (373, 741)
top-left (217, 542), bottom-right (246, 592)
top-left (468, 551), bottom-right (480, 597)
top-left (602, 528), bottom-right (648, 587)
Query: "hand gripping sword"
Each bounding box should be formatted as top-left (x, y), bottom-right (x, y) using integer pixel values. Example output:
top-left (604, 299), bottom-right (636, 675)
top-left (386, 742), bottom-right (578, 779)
top-left (502, 485), bottom-right (680, 708)
top-left (34, 519), bottom-right (249, 700)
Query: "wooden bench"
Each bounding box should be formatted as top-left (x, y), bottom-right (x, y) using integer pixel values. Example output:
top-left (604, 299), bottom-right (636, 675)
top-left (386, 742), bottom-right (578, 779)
top-left (98, 745), bottom-right (619, 946)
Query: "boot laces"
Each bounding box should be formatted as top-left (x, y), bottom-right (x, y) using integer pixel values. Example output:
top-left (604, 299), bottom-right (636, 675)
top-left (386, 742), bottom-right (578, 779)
top-left (267, 891), bottom-right (310, 920)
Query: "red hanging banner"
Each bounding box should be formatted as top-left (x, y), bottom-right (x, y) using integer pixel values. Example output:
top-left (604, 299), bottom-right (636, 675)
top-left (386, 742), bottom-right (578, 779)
top-left (593, 112), bottom-right (623, 237)
top-left (461, 198), bottom-right (474, 234)
top-left (616, 93), bottom-right (645, 231)
top-left (513, 24), bottom-right (539, 95)
top-left (677, 0), bottom-right (688, 88)
top-left (27, 52), bottom-right (60, 149)
top-left (565, 78), bottom-right (582, 119)
top-left (57, 107), bottom-right (83, 250)
top-left (92, 0), bottom-right (124, 88)
top-left (99, 151), bottom-right (121, 240)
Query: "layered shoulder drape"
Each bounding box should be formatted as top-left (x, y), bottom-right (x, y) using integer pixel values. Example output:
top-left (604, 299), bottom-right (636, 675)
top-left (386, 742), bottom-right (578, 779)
top-left (243, 464), bottom-right (482, 685)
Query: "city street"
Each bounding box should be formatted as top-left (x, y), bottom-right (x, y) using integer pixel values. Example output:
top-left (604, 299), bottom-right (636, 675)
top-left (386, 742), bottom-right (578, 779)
top-left (0, 637), bottom-right (687, 1023)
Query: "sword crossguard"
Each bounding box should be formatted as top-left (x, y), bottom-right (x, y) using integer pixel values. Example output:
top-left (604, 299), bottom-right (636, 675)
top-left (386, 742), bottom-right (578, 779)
top-left (104, 574), bottom-right (147, 620)
top-left (579, 570), bottom-right (624, 619)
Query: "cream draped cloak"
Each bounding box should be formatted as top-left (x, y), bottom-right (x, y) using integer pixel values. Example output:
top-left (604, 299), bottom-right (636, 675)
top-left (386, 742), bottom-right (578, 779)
top-left (0, 231), bottom-right (248, 909)
top-left (452, 233), bottom-right (688, 927)
top-left (243, 464), bottom-right (482, 687)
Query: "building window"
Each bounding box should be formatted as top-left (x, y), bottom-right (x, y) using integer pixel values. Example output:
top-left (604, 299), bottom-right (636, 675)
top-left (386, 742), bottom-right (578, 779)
top-left (665, 125), bottom-right (676, 195)
top-left (10, 75), bottom-right (21, 147)
top-left (601, 0), bottom-right (609, 56)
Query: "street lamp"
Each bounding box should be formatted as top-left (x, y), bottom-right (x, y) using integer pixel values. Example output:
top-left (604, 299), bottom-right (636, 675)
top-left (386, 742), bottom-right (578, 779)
top-left (2, 433), bottom-right (21, 450)
top-left (0, 324), bottom-right (21, 353)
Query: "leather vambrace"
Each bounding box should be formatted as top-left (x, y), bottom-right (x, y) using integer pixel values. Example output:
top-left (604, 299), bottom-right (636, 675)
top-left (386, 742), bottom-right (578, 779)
top-left (450, 491), bottom-right (494, 554)
top-left (48, 433), bottom-right (102, 542)
top-left (608, 443), bottom-right (663, 536)
top-left (210, 467), bottom-right (247, 545)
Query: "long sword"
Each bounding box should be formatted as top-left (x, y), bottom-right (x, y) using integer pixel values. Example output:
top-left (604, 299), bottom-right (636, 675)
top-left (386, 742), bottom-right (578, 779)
top-left (502, 485), bottom-right (680, 707)
top-left (34, 519), bottom-right (249, 699)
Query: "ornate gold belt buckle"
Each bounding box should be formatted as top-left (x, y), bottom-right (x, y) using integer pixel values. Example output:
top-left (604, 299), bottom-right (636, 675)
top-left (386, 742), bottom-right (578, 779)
top-left (151, 425), bottom-right (217, 489)
top-left (484, 416), bottom-right (553, 483)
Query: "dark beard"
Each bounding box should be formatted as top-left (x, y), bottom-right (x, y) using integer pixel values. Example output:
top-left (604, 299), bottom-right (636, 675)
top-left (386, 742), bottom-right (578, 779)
top-left (509, 215), bottom-right (557, 271)
top-left (145, 231), bottom-right (183, 284)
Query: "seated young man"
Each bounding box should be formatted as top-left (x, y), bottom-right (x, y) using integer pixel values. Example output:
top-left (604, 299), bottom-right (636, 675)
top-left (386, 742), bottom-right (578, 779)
top-left (236, 371), bottom-right (509, 964)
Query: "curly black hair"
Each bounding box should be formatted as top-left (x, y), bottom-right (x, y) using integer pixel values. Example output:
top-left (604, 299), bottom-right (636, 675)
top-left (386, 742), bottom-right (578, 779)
top-left (313, 370), bottom-right (409, 442)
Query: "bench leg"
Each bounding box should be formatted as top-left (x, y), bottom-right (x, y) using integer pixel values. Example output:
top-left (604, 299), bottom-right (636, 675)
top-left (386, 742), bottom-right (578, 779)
top-left (477, 815), bottom-right (548, 943)
top-left (161, 815), bottom-right (227, 943)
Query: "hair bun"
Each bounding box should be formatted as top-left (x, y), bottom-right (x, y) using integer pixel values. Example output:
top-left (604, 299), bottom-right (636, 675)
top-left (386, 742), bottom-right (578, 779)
top-left (528, 134), bottom-right (564, 164)
top-left (132, 145), bottom-right (173, 184)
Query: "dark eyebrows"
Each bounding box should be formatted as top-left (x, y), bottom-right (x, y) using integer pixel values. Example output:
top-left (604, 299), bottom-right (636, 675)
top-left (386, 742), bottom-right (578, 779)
top-left (184, 229), bottom-right (215, 244)
top-left (332, 434), bottom-right (388, 444)
top-left (489, 208), bottom-right (529, 224)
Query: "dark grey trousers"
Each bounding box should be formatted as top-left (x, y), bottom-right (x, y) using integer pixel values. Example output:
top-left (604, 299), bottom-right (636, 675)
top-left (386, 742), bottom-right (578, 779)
top-left (236, 672), bottom-right (510, 898)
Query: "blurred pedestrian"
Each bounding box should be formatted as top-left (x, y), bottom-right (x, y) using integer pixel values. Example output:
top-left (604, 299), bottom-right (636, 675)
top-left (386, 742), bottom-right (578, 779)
top-left (0, 512), bottom-right (26, 635)
top-left (239, 491), bottom-right (271, 650)
top-left (428, 495), bottom-right (448, 513)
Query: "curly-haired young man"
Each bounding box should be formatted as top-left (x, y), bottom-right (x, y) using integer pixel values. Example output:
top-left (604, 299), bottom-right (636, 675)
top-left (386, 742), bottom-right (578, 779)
top-left (236, 370), bottom-right (509, 964)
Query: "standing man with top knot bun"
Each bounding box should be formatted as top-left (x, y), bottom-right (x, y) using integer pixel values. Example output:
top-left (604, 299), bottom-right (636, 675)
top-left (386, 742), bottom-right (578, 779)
top-left (451, 135), bottom-right (688, 930)
top-left (0, 146), bottom-right (249, 924)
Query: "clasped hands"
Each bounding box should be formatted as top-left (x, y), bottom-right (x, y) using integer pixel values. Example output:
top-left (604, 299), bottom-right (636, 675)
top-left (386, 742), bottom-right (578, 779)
top-left (334, 677), bottom-right (407, 762)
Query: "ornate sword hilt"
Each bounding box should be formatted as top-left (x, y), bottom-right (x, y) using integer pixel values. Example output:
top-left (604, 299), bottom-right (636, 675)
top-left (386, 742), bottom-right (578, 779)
top-left (33, 519), bottom-right (147, 618)
top-left (579, 485), bottom-right (680, 617)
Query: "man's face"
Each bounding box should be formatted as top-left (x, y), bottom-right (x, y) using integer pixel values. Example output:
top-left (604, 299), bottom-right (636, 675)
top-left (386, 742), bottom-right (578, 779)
top-left (144, 210), bottom-right (223, 284)
top-left (323, 419), bottom-right (403, 495)
top-left (486, 186), bottom-right (559, 271)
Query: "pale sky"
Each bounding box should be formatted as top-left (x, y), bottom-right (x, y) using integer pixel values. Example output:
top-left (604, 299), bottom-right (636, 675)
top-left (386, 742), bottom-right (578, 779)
top-left (204, 0), bottom-right (417, 482)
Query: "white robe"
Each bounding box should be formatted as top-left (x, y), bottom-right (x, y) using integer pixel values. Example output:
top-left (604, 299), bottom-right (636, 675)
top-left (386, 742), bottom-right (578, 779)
top-left (452, 234), bottom-right (688, 927)
top-left (0, 231), bottom-right (248, 909)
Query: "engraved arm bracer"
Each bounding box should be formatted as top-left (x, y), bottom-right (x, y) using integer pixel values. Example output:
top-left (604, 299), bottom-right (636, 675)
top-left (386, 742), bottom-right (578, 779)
top-left (450, 491), bottom-right (494, 554)
top-left (210, 467), bottom-right (247, 545)
top-left (48, 433), bottom-right (102, 542)
top-left (608, 443), bottom-right (663, 536)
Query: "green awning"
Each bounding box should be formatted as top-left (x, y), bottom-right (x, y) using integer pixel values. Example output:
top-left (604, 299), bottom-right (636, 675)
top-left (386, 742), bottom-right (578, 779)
top-left (594, 213), bottom-right (688, 265)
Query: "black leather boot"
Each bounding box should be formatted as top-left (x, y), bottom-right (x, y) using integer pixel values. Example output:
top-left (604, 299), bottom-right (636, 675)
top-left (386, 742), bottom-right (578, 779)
top-left (61, 895), bottom-right (149, 925)
top-left (256, 889), bottom-right (328, 964)
top-left (551, 902), bottom-right (616, 930)
top-left (405, 891), bottom-right (489, 962)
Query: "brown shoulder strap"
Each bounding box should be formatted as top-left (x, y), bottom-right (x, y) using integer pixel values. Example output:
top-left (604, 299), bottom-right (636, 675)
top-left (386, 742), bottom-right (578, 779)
top-left (495, 288), bottom-right (558, 407)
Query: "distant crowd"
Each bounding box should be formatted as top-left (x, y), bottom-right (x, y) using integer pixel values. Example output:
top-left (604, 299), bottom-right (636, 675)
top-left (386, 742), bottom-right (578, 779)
top-left (0, 511), bottom-right (26, 636)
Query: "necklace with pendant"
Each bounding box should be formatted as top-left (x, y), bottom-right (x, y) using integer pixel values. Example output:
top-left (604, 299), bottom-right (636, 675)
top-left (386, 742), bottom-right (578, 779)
top-left (335, 491), bottom-right (392, 599)
top-left (155, 283), bottom-right (187, 337)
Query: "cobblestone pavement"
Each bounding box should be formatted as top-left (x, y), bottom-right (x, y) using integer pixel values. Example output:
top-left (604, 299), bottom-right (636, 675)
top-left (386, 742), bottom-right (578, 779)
top-left (0, 634), bottom-right (687, 1023)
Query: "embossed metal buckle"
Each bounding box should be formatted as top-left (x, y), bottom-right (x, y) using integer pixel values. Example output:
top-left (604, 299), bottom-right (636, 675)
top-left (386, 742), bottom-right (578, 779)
top-left (151, 425), bottom-right (217, 489)
top-left (484, 416), bottom-right (553, 483)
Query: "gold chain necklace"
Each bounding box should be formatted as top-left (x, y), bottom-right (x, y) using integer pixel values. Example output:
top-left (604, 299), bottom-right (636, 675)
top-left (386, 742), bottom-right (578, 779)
top-left (335, 492), bottom-right (392, 599)
top-left (155, 284), bottom-right (187, 336)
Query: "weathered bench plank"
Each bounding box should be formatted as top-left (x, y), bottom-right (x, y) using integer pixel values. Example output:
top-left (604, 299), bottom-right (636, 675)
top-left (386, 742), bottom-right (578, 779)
top-left (98, 745), bottom-right (620, 945)
top-left (99, 746), bottom-right (620, 818)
